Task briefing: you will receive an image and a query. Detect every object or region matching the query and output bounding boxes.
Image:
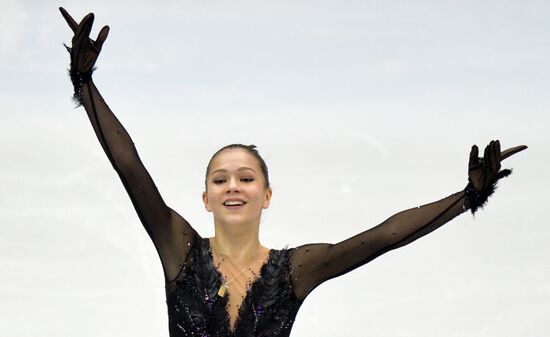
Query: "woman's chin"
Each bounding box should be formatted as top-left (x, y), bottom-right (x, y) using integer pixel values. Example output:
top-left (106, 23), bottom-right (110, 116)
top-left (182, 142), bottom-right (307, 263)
top-left (215, 214), bottom-right (259, 229)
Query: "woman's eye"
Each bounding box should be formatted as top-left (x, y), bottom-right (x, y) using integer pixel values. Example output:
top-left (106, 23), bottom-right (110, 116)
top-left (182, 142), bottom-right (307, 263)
top-left (241, 177), bottom-right (254, 183)
top-left (213, 179), bottom-right (226, 184)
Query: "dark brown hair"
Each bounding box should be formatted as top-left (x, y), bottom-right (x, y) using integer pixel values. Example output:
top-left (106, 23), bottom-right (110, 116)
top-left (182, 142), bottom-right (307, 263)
top-left (205, 144), bottom-right (270, 189)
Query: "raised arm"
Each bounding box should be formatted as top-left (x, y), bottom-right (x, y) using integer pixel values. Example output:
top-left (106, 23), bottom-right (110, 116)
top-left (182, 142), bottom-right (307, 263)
top-left (290, 141), bottom-right (527, 301)
top-left (60, 8), bottom-right (197, 282)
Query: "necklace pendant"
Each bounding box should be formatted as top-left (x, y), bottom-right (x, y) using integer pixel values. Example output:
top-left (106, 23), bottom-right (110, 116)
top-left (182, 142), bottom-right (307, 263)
top-left (217, 284), bottom-right (227, 297)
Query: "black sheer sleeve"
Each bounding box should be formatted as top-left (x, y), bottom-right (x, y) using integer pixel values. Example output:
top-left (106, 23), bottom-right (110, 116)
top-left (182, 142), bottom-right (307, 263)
top-left (290, 189), bottom-right (467, 301)
top-left (79, 80), bottom-right (198, 283)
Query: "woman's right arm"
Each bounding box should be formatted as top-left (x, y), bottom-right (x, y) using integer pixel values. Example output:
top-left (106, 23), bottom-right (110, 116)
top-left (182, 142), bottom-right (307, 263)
top-left (60, 8), bottom-right (197, 282)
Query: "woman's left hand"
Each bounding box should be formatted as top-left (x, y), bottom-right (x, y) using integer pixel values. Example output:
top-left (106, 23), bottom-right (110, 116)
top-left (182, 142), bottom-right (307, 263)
top-left (466, 140), bottom-right (527, 213)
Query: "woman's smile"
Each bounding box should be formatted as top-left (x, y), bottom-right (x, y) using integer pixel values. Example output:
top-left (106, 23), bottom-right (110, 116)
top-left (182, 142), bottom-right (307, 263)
top-left (223, 198), bottom-right (247, 209)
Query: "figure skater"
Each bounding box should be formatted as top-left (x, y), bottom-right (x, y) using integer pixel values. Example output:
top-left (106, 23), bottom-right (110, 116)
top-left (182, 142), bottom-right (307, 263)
top-left (60, 8), bottom-right (527, 337)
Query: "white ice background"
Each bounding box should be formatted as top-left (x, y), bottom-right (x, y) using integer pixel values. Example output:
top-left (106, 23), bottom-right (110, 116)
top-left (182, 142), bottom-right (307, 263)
top-left (1, 1), bottom-right (548, 336)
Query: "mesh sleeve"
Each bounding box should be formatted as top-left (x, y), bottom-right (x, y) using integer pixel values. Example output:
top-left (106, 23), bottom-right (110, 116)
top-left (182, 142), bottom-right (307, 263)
top-left (80, 81), bottom-right (198, 283)
top-left (290, 190), bottom-right (467, 301)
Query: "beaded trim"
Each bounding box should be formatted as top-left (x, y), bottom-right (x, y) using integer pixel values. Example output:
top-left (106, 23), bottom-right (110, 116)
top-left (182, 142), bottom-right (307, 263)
top-left (64, 44), bottom-right (95, 106)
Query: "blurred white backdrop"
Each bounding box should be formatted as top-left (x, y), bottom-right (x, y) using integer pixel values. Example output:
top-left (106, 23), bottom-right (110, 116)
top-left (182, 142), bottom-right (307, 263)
top-left (1, 0), bottom-right (548, 336)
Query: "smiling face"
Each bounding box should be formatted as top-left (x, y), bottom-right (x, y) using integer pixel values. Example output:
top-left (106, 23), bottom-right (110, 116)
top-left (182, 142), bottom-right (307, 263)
top-left (202, 148), bottom-right (272, 229)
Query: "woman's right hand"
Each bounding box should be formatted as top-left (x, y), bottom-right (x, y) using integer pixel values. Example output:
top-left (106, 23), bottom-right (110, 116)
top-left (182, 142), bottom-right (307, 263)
top-left (60, 7), bottom-right (109, 76)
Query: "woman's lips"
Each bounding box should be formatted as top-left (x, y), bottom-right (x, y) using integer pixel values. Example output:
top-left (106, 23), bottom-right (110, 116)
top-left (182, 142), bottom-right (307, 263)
top-left (223, 199), bottom-right (246, 209)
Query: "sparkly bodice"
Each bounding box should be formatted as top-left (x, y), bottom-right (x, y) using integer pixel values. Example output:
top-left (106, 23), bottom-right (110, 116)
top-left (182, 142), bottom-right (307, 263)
top-left (166, 234), bottom-right (303, 337)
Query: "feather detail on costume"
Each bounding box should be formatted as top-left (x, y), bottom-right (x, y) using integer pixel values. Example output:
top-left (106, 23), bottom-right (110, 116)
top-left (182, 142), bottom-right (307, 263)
top-left (166, 234), bottom-right (301, 337)
top-left (466, 169), bottom-right (512, 215)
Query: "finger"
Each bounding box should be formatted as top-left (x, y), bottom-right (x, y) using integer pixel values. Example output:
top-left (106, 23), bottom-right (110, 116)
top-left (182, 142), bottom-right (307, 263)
top-left (73, 14), bottom-right (88, 40)
top-left (73, 13), bottom-right (95, 47)
top-left (481, 141), bottom-right (493, 186)
top-left (486, 141), bottom-right (496, 176)
top-left (59, 7), bottom-right (78, 32)
top-left (490, 140), bottom-right (499, 175)
top-left (501, 145), bottom-right (528, 161)
top-left (495, 140), bottom-right (501, 168)
top-left (95, 25), bottom-right (110, 51)
top-left (483, 141), bottom-right (493, 165)
top-left (469, 144), bottom-right (479, 169)
top-left (80, 13), bottom-right (95, 40)
top-left (487, 140), bottom-right (494, 174)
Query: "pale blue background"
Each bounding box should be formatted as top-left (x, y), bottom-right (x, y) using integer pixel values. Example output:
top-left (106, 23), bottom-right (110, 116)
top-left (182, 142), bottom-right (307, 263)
top-left (1, 0), bottom-right (548, 336)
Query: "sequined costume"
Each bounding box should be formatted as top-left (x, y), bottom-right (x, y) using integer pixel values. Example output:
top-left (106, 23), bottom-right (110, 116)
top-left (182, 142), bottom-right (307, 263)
top-left (167, 234), bottom-right (300, 336)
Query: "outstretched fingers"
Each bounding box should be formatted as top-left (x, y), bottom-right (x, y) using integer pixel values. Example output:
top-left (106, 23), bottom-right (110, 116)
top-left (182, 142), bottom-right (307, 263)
top-left (471, 141), bottom-right (527, 163)
top-left (62, 10), bottom-right (109, 54)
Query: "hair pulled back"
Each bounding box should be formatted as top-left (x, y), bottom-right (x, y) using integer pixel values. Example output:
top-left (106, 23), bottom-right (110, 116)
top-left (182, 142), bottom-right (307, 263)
top-left (205, 144), bottom-right (270, 189)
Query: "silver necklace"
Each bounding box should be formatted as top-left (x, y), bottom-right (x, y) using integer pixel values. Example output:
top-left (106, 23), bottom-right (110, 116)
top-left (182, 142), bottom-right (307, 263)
top-left (211, 241), bottom-right (261, 297)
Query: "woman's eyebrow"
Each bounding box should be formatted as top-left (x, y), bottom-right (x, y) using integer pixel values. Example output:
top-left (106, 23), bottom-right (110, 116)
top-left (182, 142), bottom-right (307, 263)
top-left (238, 167), bottom-right (256, 172)
top-left (211, 167), bottom-right (256, 175)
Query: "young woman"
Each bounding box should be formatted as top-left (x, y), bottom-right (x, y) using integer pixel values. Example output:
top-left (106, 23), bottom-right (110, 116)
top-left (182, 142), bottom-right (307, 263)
top-left (60, 8), bottom-right (527, 337)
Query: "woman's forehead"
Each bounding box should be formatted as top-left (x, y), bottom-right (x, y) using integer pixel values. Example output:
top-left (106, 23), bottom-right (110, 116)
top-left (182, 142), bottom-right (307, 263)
top-left (210, 149), bottom-right (260, 171)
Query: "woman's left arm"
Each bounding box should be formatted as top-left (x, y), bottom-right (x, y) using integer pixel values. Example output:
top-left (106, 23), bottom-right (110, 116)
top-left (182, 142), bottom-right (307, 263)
top-left (290, 141), bottom-right (527, 301)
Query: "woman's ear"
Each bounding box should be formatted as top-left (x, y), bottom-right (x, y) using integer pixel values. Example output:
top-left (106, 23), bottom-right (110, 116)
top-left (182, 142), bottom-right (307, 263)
top-left (262, 188), bottom-right (273, 209)
top-left (202, 191), bottom-right (212, 212)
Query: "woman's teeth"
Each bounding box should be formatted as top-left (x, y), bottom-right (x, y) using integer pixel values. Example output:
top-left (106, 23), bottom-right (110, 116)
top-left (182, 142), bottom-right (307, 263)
top-left (224, 201), bottom-right (245, 206)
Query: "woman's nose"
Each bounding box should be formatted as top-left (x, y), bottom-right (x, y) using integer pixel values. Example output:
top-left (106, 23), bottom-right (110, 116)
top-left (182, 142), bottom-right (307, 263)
top-left (226, 177), bottom-right (240, 193)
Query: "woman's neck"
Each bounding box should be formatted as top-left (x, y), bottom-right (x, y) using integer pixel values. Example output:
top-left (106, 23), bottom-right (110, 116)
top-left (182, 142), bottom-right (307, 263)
top-left (211, 225), bottom-right (264, 260)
